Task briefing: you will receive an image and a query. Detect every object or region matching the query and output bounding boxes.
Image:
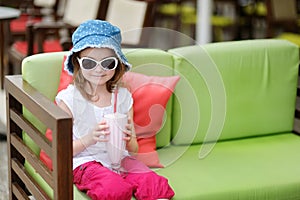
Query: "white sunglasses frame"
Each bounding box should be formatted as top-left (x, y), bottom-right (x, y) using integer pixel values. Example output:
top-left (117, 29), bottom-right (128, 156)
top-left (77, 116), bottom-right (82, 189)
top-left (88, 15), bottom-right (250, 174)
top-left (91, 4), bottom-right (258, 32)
top-left (77, 56), bottom-right (118, 71)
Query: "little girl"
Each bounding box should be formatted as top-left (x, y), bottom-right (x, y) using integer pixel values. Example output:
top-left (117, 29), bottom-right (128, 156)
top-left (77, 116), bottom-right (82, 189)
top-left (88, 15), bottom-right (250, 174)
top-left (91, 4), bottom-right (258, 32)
top-left (56, 20), bottom-right (175, 200)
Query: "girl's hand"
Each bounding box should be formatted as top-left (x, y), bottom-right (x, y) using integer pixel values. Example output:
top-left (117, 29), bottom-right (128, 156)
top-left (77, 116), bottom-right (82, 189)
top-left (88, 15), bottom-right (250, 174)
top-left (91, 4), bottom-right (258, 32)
top-left (124, 117), bottom-right (138, 153)
top-left (82, 120), bottom-right (110, 146)
top-left (73, 120), bottom-right (109, 156)
top-left (91, 120), bottom-right (110, 143)
top-left (123, 120), bottom-right (133, 143)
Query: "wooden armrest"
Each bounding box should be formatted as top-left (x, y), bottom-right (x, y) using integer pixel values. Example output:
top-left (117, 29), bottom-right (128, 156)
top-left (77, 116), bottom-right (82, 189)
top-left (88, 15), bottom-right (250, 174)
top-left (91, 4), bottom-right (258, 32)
top-left (26, 8), bottom-right (44, 17)
top-left (32, 21), bottom-right (75, 31)
top-left (5, 75), bottom-right (73, 200)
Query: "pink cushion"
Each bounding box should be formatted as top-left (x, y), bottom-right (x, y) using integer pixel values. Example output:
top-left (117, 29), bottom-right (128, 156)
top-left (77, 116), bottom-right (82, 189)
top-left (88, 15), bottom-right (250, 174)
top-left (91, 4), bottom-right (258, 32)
top-left (39, 128), bottom-right (54, 170)
top-left (123, 72), bottom-right (180, 168)
top-left (57, 57), bottom-right (73, 92)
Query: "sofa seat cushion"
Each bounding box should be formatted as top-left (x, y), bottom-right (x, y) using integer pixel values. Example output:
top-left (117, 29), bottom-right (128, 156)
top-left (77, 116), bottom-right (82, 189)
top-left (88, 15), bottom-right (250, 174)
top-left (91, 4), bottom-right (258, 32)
top-left (156, 133), bottom-right (300, 199)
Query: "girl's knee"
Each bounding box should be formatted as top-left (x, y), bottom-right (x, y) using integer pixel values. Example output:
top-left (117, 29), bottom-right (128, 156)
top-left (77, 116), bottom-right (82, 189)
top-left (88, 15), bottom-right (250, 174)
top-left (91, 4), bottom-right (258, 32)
top-left (87, 178), bottom-right (133, 200)
top-left (126, 171), bottom-right (175, 200)
top-left (79, 165), bottom-right (134, 200)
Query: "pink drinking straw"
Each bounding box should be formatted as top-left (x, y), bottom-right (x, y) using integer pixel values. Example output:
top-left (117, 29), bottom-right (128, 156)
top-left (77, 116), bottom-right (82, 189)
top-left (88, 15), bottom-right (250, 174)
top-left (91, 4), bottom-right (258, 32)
top-left (114, 87), bottom-right (118, 113)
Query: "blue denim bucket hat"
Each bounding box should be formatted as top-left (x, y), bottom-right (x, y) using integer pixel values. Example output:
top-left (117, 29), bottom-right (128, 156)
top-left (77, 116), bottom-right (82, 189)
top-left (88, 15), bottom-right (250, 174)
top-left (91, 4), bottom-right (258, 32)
top-left (64, 19), bottom-right (131, 75)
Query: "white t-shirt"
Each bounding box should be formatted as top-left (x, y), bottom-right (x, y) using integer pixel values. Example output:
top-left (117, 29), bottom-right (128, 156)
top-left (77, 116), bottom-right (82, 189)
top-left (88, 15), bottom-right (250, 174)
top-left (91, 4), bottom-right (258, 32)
top-left (56, 84), bottom-right (133, 170)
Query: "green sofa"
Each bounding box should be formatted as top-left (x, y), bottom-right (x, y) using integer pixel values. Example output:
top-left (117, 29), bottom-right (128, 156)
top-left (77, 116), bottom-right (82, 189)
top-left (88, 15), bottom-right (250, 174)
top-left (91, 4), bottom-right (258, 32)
top-left (6, 39), bottom-right (300, 199)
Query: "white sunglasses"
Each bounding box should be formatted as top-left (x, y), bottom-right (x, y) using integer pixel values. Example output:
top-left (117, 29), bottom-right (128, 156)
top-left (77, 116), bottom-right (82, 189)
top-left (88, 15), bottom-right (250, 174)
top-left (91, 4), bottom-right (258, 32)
top-left (77, 56), bottom-right (118, 71)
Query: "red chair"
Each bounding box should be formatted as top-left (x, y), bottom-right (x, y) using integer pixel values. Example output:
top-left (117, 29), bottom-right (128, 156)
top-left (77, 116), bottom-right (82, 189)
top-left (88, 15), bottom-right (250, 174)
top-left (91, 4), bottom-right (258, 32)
top-left (9, 0), bottom-right (61, 42)
top-left (8, 0), bottom-right (105, 75)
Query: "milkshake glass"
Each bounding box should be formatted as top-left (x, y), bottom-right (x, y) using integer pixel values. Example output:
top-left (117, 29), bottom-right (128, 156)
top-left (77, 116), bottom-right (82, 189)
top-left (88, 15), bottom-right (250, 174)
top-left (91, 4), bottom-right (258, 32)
top-left (104, 113), bottom-right (127, 171)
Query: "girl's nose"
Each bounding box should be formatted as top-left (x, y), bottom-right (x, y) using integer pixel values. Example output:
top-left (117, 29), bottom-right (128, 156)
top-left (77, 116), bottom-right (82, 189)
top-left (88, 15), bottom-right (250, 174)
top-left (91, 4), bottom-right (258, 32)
top-left (94, 63), bottom-right (104, 72)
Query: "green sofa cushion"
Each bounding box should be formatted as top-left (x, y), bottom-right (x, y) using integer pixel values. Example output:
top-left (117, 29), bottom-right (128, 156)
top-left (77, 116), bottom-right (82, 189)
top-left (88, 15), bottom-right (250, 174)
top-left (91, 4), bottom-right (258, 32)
top-left (157, 133), bottom-right (300, 199)
top-left (169, 39), bottom-right (299, 145)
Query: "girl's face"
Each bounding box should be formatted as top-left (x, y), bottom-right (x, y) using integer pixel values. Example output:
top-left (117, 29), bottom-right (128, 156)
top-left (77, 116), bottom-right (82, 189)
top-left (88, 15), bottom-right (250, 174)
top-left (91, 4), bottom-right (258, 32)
top-left (79, 48), bottom-right (117, 87)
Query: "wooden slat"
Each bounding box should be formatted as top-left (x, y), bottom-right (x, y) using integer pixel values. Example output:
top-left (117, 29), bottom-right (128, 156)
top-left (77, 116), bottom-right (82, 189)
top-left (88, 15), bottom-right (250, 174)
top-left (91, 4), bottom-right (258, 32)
top-left (10, 108), bottom-right (52, 157)
top-left (10, 133), bottom-right (53, 188)
top-left (12, 182), bottom-right (30, 200)
top-left (52, 119), bottom-right (73, 200)
top-left (12, 159), bottom-right (51, 200)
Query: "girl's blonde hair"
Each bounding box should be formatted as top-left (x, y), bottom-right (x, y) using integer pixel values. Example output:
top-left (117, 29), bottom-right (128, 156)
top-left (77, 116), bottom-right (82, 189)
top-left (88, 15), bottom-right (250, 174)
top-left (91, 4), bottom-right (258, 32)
top-left (71, 52), bottom-right (126, 101)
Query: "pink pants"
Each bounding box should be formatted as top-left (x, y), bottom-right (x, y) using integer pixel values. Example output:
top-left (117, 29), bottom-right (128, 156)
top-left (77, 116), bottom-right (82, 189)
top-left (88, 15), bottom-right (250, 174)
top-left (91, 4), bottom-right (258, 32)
top-left (73, 157), bottom-right (175, 200)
